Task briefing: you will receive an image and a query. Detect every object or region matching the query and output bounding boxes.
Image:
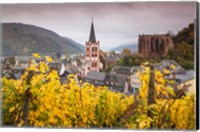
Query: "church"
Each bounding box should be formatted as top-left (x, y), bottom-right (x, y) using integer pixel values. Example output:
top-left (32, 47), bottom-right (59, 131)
top-left (84, 20), bottom-right (100, 75)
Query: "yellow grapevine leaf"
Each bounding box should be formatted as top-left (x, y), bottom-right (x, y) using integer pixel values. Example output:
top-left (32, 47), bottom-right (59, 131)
top-left (163, 69), bottom-right (170, 74)
top-left (143, 61), bottom-right (149, 66)
top-left (45, 56), bottom-right (53, 62)
top-left (17, 120), bottom-right (24, 127)
top-left (32, 53), bottom-right (41, 58)
top-left (167, 86), bottom-right (176, 97)
top-left (170, 64), bottom-right (176, 69)
top-left (9, 106), bottom-right (15, 113)
top-left (139, 120), bottom-right (146, 128)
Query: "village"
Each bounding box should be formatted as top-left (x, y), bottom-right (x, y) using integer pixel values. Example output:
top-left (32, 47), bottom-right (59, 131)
top-left (1, 20), bottom-right (195, 96)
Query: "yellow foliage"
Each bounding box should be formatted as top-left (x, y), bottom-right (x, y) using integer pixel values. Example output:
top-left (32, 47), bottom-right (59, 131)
top-left (32, 53), bottom-right (41, 59)
top-left (125, 62), bottom-right (195, 130)
top-left (45, 56), bottom-right (53, 62)
top-left (2, 56), bottom-right (134, 128)
top-left (1, 59), bottom-right (195, 129)
top-left (9, 107), bottom-right (15, 113)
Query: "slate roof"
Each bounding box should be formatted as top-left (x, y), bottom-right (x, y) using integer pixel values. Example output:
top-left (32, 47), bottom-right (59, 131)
top-left (111, 66), bottom-right (132, 75)
top-left (66, 67), bottom-right (78, 74)
top-left (155, 59), bottom-right (186, 74)
top-left (89, 21), bottom-right (96, 43)
top-left (86, 71), bottom-right (106, 81)
top-left (8, 67), bottom-right (26, 79)
top-left (130, 66), bottom-right (145, 73)
top-left (168, 70), bottom-right (195, 83)
top-left (61, 59), bottom-right (70, 66)
top-left (48, 62), bottom-right (62, 72)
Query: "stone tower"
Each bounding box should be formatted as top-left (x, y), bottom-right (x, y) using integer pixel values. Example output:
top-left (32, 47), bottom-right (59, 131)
top-left (85, 19), bottom-right (100, 75)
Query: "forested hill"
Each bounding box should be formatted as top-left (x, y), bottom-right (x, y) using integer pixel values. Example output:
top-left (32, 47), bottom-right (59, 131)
top-left (2, 23), bottom-right (84, 56)
top-left (167, 22), bottom-right (194, 70)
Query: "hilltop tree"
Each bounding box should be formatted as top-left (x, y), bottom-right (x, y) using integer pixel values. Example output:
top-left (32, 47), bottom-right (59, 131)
top-left (122, 48), bottom-right (131, 56)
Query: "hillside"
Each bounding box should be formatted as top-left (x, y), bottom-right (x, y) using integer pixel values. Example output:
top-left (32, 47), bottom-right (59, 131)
top-left (167, 22), bottom-right (194, 70)
top-left (173, 23), bottom-right (194, 45)
top-left (1, 23), bottom-right (84, 56)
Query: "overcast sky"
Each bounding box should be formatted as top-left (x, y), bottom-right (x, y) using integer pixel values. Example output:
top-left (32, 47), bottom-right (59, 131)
top-left (1, 2), bottom-right (196, 49)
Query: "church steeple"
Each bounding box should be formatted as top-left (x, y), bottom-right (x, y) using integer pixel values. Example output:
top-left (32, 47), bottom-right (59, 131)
top-left (89, 18), bottom-right (96, 43)
top-left (85, 18), bottom-right (100, 76)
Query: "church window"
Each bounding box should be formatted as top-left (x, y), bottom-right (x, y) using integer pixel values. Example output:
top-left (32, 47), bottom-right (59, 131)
top-left (87, 47), bottom-right (90, 52)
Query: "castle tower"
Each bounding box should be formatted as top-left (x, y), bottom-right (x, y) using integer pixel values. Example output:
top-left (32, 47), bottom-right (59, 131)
top-left (85, 19), bottom-right (100, 75)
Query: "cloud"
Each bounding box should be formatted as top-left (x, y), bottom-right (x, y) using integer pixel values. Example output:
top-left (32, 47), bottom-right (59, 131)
top-left (1, 2), bottom-right (195, 49)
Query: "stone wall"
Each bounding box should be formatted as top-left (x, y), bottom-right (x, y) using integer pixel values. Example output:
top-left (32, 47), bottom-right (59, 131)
top-left (138, 34), bottom-right (174, 56)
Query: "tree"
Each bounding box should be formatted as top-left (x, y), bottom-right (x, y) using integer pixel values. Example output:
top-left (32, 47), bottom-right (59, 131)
top-left (122, 48), bottom-right (131, 56)
top-left (99, 54), bottom-right (106, 70)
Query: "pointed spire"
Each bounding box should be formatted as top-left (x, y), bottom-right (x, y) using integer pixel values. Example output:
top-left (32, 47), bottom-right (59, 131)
top-left (89, 17), bottom-right (96, 43)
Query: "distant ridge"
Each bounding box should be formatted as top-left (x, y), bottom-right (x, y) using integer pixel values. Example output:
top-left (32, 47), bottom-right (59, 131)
top-left (110, 44), bottom-right (138, 52)
top-left (1, 23), bottom-right (84, 56)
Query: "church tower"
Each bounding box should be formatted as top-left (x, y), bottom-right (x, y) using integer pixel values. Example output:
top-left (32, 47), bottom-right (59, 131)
top-left (85, 19), bottom-right (100, 75)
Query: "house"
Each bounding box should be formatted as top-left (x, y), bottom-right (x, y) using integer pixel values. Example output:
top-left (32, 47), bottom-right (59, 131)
top-left (104, 73), bottom-right (129, 92)
top-left (2, 66), bottom-right (26, 80)
top-left (48, 62), bottom-right (76, 84)
top-left (2, 56), bottom-right (16, 70)
top-left (48, 62), bottom-right (65, 76)
top-left (85, 70), bottom-right (130, 93)
top-left (10, 67), bottom-right (26, 79)
top-left (156, 60), bottom-right (195, 95)
top-left (85, 71), bottom-right (106, 86)
top-left (130, 66), bottom-right (145, 93)
top-left (171, 70), bottom-right (195, 94)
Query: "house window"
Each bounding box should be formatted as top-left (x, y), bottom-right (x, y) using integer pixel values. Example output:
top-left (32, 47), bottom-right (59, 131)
top-left (95, 47), bottom-right (97, 51)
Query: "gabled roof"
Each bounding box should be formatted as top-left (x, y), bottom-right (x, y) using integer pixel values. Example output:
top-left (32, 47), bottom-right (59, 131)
top-left (168, 70), bottom-right (195, 83)
top-left (86, 71), bottom-right (106, 81)
top-left (66, 67), bottom-right (78, 74)
top-left (155, 59), bottom-right (186, 74)
top-left (111, 66), bottom-right (132, 75)
top-left (130, 66), bottom-right (144, 73)
top-left (89, 21), bottom-right (96, 43)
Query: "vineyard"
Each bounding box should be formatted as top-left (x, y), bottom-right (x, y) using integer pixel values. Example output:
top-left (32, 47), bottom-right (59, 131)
top-left (1, 54), bottom-right (195, 129)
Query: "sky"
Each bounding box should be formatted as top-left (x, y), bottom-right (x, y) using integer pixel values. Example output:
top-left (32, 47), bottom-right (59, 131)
top-left (1, 2), bottom-right (196, 50)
